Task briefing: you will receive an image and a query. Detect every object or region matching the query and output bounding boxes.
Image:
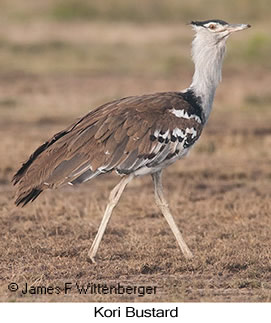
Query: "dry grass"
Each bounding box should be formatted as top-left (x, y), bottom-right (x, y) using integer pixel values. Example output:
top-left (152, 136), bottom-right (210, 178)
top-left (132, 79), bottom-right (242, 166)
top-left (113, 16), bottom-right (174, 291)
top-left (1, 2), bottom-right (271, 302)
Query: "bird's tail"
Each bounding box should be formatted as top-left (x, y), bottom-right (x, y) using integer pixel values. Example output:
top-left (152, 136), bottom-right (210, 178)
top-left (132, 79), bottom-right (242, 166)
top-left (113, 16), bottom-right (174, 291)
top-left (12, 128), bottom-right (70, 207)
top-left (14, 187), bottom-right (43, 207)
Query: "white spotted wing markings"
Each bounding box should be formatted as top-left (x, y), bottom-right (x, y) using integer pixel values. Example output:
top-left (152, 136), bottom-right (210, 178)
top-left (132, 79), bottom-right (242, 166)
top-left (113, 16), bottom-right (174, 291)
top-left (105, 126), bottom-right (198, 174)
top-left (184, 127), bottom-right (197, 138)
top-left (146, 126), bottom-right (198, 166)
top-left (152, 127), bottom-right (197, 142)
top-left (170, 108), bottom-right (202, 124)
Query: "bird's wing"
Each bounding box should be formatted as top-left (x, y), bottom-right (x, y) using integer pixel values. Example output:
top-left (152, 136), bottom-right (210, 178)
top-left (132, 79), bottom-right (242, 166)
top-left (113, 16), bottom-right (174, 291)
top-left (13, 91), bottom-right (204, 206)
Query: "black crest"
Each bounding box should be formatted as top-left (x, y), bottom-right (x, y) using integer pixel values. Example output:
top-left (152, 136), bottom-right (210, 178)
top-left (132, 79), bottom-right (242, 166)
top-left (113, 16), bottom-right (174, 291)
top-left (191, 19), bottom-right (228, 27)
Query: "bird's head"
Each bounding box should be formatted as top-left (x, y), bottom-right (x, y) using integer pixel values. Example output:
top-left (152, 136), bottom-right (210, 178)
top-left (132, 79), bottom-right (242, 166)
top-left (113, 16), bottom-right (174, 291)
top-left (188, 19), bottom-right (251, 114)
top-left (190, 19), bottom-right (251, 44)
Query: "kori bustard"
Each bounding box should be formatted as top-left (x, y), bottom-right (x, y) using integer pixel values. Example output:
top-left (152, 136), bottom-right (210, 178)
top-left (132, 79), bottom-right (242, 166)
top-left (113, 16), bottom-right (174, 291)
top-left (13, 20), bottom-right (250, 262)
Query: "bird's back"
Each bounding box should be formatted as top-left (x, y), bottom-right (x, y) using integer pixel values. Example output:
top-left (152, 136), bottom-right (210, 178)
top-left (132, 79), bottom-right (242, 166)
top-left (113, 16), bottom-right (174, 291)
top-left (13, 91), bottom-right (204, 206)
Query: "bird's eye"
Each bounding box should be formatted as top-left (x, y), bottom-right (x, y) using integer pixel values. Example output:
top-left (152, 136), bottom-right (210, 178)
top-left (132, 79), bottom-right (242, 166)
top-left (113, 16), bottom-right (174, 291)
top-left (209, 24), bottom-right (216, 30)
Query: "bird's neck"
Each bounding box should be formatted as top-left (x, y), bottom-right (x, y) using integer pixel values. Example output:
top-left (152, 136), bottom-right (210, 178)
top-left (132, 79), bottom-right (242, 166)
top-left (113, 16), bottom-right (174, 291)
top-left (188, 35), bottom-right (226, 121)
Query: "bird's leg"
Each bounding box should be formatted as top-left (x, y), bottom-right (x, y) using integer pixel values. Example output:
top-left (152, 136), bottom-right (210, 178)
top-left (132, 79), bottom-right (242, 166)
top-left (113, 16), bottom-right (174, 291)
top-left (151, 171), bottom-right (193, 259)
top-left (88, 174), bottom-right (134, 263)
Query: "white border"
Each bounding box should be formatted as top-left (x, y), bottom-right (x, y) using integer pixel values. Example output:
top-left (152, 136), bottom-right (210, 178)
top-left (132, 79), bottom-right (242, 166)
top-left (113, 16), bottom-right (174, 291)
top-left (0, 303), bottom-right (271, 323)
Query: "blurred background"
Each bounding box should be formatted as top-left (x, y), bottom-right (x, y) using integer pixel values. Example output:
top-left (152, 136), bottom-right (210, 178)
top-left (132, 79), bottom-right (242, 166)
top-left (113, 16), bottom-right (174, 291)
top-left (1, 0), bottom-right (271, 302)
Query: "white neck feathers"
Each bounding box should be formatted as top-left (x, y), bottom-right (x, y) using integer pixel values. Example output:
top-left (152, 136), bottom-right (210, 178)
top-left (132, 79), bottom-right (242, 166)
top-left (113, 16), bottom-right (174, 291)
top-left (189, 32), bottom-right (226, 120)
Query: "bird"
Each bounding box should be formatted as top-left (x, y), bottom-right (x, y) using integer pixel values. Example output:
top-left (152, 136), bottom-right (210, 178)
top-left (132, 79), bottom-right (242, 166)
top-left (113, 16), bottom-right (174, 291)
top-left (13, 19), bottom-right (251, 263)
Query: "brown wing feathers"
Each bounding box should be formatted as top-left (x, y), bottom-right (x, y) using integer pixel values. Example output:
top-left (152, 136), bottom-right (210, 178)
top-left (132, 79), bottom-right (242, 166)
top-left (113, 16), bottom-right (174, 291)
top-left (13, 92), bottom-right (204, 206)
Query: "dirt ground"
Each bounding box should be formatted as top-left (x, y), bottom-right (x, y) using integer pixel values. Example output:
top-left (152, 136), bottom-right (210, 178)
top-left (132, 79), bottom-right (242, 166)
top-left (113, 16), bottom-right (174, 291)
top-left (1, 12), bottom-right (271, 302)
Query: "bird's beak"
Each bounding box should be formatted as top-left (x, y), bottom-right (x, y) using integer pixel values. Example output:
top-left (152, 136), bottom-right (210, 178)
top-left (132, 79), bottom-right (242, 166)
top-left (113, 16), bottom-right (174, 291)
top-left (226, 23), bottom-right (251, 33)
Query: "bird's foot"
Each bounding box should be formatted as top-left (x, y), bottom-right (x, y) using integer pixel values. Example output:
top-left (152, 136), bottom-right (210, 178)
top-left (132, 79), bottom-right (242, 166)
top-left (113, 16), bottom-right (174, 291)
top-left (182, 247), bottom-right (193, 260)
top-left (87, 253), bottom-right (97, 264)
top-left (184, 251), bottom-right (193, 260)
top-left (88, 257), bottom-right (96, 264)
